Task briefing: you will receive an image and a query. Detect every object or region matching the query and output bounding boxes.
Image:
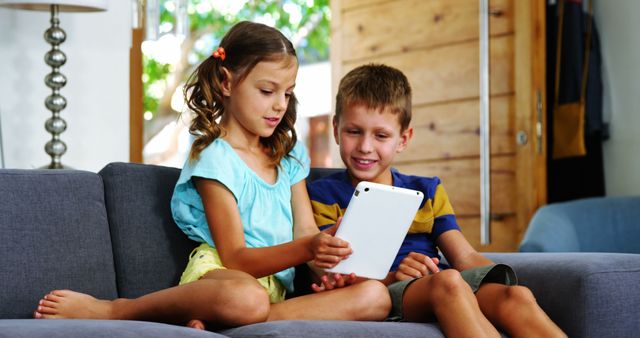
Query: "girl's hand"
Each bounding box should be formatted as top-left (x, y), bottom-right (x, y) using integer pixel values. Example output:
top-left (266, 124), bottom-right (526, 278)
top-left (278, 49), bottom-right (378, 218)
top-left (311, 272), bottom-right (357, 293)
top-left (395, 252), bottom-right (440, 281)
top-left (310, 218), bottom-right (352, 269)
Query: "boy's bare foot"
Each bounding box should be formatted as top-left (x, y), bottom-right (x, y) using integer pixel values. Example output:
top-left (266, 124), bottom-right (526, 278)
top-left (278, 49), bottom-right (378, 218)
top-left (186, 319), bottom-right (206, 330)
top-left (33, 290), bottom-right (116, 319)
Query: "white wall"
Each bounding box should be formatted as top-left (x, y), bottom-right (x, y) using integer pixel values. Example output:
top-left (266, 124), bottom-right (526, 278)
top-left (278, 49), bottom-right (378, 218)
top-left (595, 0), bottom-right (640, 196)
top-left (0, 2), bottom-right (130, 172)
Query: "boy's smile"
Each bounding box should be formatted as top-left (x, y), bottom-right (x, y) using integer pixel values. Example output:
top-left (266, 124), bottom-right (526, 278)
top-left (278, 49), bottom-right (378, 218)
top-left (334, 103), bottom-right (412, 186)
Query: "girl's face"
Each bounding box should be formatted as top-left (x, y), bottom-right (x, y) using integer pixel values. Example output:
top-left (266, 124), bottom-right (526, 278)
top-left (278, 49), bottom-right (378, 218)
top-left (334, 103), bottom-right (412, 186)
top-left (221, 56), bottom-right (298, 141)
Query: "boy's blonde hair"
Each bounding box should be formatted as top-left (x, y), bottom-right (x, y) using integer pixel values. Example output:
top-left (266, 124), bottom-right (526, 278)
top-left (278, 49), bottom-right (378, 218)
top-left (335, 64), bottom-right (412, 131)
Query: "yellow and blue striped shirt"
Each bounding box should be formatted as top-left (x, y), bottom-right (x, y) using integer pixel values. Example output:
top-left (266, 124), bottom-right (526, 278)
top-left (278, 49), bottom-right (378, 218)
top-left (307, 169), bottom-right (460, 271)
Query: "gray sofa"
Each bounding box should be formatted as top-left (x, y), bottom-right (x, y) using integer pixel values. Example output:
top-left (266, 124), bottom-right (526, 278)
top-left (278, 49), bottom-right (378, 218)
top-left (1, 162), bottom-right (639, 338)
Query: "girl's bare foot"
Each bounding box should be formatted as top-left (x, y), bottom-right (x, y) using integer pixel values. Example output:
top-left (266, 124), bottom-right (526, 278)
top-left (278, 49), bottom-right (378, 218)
top-left (186, 319), bottom-right (206, 330)
top-left (33, 290), bottom-right (116, 319)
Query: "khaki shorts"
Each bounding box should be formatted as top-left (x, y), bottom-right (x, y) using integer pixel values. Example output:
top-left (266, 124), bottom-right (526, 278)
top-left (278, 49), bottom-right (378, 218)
top-left (180, 243), bottom-right (287, 303)
top-left (386, 263), bottom-right (517, 321)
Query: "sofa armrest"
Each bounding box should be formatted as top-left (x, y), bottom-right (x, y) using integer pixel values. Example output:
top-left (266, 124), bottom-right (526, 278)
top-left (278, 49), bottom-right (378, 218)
top-left (518, 207), bottom-right (581, 252)
top-left (484, 252), bottom-right (640, 338)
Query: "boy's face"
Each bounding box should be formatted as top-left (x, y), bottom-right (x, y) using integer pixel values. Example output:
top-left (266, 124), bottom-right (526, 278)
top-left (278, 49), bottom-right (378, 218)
top-left (334, 103), bottom-right (412, 186)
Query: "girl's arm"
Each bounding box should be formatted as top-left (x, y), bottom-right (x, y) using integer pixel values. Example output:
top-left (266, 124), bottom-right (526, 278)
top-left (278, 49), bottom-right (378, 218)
top-left (290, 179), bottom-right (321, 240)
top-left (436, 230), bottom-right (494, 271)
top-left (291, 180), bottom-right (353, 267)
top-left (290, 180), bottom-right (357, 290)
top-left (196, 177), bottom-right (350, 278)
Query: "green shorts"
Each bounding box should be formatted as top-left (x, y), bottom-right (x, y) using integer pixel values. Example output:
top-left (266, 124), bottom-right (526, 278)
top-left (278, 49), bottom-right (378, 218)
top-left (386, 263), bottom-right (517, 321)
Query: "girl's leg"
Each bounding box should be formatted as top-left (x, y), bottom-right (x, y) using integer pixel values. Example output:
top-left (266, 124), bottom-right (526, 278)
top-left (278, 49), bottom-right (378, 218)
top-left (34, 269), bottom-right (270, 328)
top-left (475, 283), bottom-right (567, 338)
top-left (267, 280), bottom-right (390, 321)
top-left (401, 270), bottom-right (500, 338)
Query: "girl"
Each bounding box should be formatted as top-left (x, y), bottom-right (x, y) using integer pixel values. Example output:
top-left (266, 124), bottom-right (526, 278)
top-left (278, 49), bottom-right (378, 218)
top-left (32, 21), bottom-right (390, 329)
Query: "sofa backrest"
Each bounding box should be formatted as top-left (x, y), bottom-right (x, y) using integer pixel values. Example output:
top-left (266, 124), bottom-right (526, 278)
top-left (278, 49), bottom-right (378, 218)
top-left (99, 162), bottom-right (198, 298)
top-left (0, 169), bottom-right (118, 318)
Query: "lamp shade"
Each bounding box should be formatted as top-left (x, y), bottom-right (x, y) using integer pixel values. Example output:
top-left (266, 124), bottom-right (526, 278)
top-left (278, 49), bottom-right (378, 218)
top-left (0, 0), bottom-right (107, 12)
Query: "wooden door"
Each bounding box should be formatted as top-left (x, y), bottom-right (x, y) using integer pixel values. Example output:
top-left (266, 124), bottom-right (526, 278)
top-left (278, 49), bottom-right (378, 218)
top-left (330, 0), bottom-right (547, 251)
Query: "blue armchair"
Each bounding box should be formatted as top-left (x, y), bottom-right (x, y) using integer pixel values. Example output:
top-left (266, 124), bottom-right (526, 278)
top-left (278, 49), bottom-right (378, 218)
top-left (519, 196), bottom-right (640, 253)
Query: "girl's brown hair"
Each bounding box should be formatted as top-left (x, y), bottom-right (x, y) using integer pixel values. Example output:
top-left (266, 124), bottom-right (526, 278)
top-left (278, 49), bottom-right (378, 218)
top-left (184, 21), bottom-right (298, 165)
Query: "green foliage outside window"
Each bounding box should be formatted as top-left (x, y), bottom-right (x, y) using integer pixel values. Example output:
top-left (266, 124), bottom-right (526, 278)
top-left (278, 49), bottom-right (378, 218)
top-left (143, 0), bottom-right (330, 143)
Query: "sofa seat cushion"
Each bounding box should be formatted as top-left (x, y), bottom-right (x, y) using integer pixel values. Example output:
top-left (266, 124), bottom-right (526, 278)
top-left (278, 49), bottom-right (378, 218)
top-left (0, 319), bottom-right (227, 338)
top-left (220, 320), bottom-right (445, 338)
top-left (0, 169), bottom-right (117, 319)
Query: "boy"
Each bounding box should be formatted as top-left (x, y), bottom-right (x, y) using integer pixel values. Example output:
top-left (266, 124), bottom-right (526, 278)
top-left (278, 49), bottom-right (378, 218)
top-left (307, 64), bottom-right (566, 338)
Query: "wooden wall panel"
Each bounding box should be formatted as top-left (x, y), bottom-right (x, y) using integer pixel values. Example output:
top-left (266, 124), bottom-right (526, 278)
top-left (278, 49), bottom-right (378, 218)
top-left (332, 0), bottom-right (544, 252)
top-left (343, 35), bottom-right (514, 106)
top-left (396, 95), bottom-right (515, 163)
top-left (341, 0), bottom-right (513, 61)
top-left (457, 216), bottom-right (518, 251)
top-left (394, 156), bottom-right (516, 217)
top-left (341, 0), bottom-right (392, 11)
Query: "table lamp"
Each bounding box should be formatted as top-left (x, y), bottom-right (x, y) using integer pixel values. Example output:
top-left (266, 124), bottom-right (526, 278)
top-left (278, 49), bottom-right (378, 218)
top-left (0, 0), bottom-right (107, 168)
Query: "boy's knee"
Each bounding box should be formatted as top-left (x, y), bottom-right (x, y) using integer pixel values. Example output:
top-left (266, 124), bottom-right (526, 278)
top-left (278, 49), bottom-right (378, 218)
top-left (429, 269), bottom-right (469, 298)
top-left (503, 285), bottom-right (537, 307)
top-left (490, 285), bottom-right (538, 320)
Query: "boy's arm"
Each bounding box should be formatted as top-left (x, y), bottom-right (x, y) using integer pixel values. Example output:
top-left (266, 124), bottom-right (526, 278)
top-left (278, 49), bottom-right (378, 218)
top-left (428, 181), bottom-right (492, 271)
top-left (436, 230), bottom-right (494, 271)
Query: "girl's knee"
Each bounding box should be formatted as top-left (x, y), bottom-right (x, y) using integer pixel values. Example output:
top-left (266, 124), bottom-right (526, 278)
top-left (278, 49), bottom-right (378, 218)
top-left (351, 280), bottom-right (391, 320)
top-left (204, 278), bottom-right (270, 324)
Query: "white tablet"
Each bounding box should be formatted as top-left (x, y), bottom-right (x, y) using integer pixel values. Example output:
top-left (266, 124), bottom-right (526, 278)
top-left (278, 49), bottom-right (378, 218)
top-left (326, 181), bottom-right (424, 279)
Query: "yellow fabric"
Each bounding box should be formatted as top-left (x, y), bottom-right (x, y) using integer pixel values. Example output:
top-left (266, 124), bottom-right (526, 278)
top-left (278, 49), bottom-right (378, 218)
top-left (553, 101), bottom-right (587, 159)
top-left (408, 202), bottom-right (434, 234)
top-left (408, 184), bottom-right (454, 234)
top-left (552, 0), bottom-right (590, 159)
top-left (310, 200), bottom-right (345, 228)
top-left (180, 243), bottom-right (286, 303)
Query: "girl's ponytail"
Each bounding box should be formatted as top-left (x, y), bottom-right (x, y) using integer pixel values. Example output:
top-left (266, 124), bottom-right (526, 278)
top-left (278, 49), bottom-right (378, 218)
top-left (185, 55), bottom-right (226, 162)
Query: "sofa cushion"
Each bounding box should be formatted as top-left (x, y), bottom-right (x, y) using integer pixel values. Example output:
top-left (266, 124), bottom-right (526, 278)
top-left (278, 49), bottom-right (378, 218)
top-left (0, 169), bottom-right (117, 318)
top-left (0, 319), bottom-right (227, 338)
top-left (221, 320), bottom-right (445, 338)
top-left (99, 162), bottom-right (198, 298)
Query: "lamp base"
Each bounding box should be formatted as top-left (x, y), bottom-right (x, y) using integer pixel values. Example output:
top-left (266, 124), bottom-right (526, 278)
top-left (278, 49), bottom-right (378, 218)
top-left (43, 4), bottom-right (69, 169)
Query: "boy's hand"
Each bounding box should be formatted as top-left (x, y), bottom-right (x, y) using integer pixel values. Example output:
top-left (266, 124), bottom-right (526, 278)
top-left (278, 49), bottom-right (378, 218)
top-left (395, 252), bottom-right (440, 281)
top-left (311, 272), bottom-right (357, 293)
top-left (310, 218), bottom-right (352, 269)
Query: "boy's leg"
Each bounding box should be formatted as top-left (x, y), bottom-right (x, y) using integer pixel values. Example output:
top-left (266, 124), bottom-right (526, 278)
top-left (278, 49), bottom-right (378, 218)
top-left (401, 270), bottom-right (500, 338)
top-left (475, 283), bottom-right (567, 338)
top-left (267, 280), bottom-right (390, 321)
top-left (35, 269), bottom-right (270, 328)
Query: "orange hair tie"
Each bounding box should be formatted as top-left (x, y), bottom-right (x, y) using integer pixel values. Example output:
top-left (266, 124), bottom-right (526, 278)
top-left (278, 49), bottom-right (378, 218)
top-left (212, 47), bottom-right (226, 61)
